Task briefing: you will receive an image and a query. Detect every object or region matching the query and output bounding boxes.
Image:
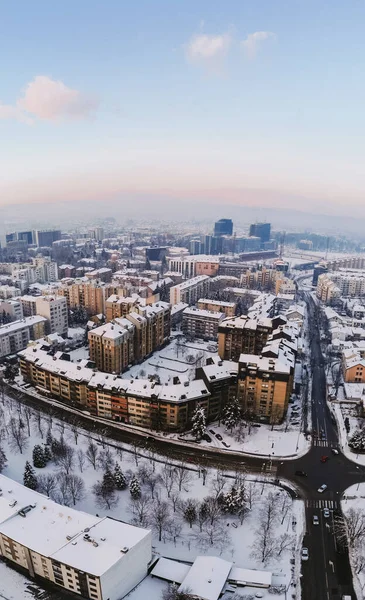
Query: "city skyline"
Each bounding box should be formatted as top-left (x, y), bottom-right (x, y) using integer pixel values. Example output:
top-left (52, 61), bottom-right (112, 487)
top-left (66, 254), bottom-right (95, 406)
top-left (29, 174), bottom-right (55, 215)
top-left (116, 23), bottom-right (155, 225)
top-left (1, 1), bottom-right (365, 216)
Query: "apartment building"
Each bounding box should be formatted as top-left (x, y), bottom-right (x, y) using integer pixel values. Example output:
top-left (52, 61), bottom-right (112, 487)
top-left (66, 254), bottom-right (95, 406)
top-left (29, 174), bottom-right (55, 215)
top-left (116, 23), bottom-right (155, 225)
top-left (326, 256), bottom-right (365, 271)
top-left (237, 354), bottom-right (291, 422)
top-left (86, 268), bottom-right (113, 283)
top-left (169, 275), bottom-right (211, 305)
top-left (168, 255), bottom-right (220, 279)
top-left (218, 315), bottom-right (273, 362)
top-left (57, 281), bottom-right (106, 316)
top-left (0, 316), bottom-right (46, 358)
top-left (89, 301), bottom-right (171, 373)
top-left (0, 475), bottom-right (151, 600)
top-left (0, 300), bottom-right (23, 321)
top-left (89, 320), bottom-right (135, 374)
top-left (317, 271), bottom-right (365, 302)
top-left (197, 298), bottom-right (236, 317)
top-left (19, 295), bottom-right (38, 317)
top-left (35, 296), bottom-right (68, 335)
top-left (0, 286), bottom-right (21, 299)
top-left (20, 340), bottom-right (294, 426)
top-left (342, 348), bottom-right (365, 383)
top-left (182, 307), bottom-right (224, 340)
top-left (105, 295), bottom-right (139, 322)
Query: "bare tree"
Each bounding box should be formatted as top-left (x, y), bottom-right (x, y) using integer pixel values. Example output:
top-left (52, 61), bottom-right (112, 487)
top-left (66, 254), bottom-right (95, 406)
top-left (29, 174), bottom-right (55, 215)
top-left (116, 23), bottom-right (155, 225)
top-left (204, 496), bottom-right (222, 526)
top-left (197, 465), bottom-right (208, 486)
top-left (8, 417), bottom-right (28, 454)
top-left (280, 493), bottom-right (292, 524)
top-left (150, 498), bottom-right (171, 541)
top-left (128, 495), bottom-right (151, 527)
top-left (335, 508), bottom-right (365, 549)
top-left (86, 439), bottom-right (99, 469)
top-left (194, 521), bottom-right (230, 552)
top-left (130, 440), bottom-right (140, 466)
top-left (58, 446), bottom-right (75, 475)
top-left (93, 475), bottom-right (119, 510)
top-left (170, 490), bottom-right (181, 513)
top-left (159, 464), bottom-right (176, 498)
top-left (162, 584), bottom-right (194, 600)
top-left (56, 419), bottom-right (66, 438)
top-left (180, 498), bottom-right (197, 528)
top-left (77, 448), bottom-right (86, 472)
top-left (167, 520), bottom-right (183, 546)
top-left (33, 411), bottom-right (44, 439)
top-left (275, 533), bottom-right (294, 556)
top-left (38, 473), bottom-right (58, 498)
top-left (97, 428), bottom-right (109, 449)
top-left (23, 406), bottom-right (32, 436)
top-left (57, 474), bottom-right (72, 506)
top-left (98, 447), bottom-right (115, 472)
top-left (175, 463), bottom-right (192, 492)
top-left (69, 417), bottom-right (81, 445)
top-left (250, 493), bottom-right (279, 564)
top-left (65, 474), bottom-right (85, 506)
top-left (145, 473), bottom-right (159, 500)
top-left (246, 481), bottom-right (260, 511)
top-left (210, 470), bottom-right (226, 499)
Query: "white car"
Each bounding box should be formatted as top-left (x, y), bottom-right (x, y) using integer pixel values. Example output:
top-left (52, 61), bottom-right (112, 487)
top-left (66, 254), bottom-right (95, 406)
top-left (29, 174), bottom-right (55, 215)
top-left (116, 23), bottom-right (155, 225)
top-left (323, 508), bottom-right (330, 518)
top-left (301, 547), bottom-right (309, 561)
top-left (313, 515), bottom-right (319, 525)
top-left (318, 484), bottom-right (328, 493)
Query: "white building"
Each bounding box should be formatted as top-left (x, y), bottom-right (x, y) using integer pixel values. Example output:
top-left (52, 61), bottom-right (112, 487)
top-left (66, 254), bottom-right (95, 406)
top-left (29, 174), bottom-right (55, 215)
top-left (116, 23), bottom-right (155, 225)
top-left (35, 296), bottom-right (68, 335)
top-left (169, 275), bottom-right (211, 306)
top-left (0, 286), bottom-right (21, 299)
top-left (0, 316), bottom-right (46, 358)
top-left (182, 307), bottom-right (224, 340)
top-left (0, 475), bottom-right (152, 600)
top-left (0, 299), bottom-right (23, 321)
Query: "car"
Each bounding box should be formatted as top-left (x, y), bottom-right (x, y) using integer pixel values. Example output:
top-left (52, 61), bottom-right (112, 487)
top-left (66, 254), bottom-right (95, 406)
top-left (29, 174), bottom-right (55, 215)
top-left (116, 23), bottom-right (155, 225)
top-left (295, 470), bottom-right (307, 477)
top-left (222, 441), bottom-right (231, 448)
top-left (318, 484), bottom-right (328, 493)
top-left (313, 515), bottom-right (319, 525)
top-left (209, 429), bottom-right (215, 435)
top-left (323, 508), bottom-right (330, 518)
top-left (291, 421), bottom-right (300, 425)
top-left (331, 448), bottom-right (339, 455)
top-left (202, 433), bottom-right (212, 443)
top-left (252, 423), bottom-right (261, 428)
top-left (301, 547), bottom-right (309, 561)
top-left (216, 434), bottom-right (223, 441)
top-left (320, 455), bottom-right (329, 463)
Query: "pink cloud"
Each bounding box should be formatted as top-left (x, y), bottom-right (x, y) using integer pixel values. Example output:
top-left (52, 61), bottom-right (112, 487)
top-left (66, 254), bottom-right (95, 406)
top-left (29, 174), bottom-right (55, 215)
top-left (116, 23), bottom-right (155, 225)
top-left (0, 76), bottom-right (98, 123)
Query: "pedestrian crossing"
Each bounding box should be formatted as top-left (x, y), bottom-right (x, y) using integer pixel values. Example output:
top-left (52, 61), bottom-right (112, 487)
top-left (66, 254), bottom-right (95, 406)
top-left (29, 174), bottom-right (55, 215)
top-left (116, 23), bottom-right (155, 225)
top-left (305, 499), bottom-right (338, 509)
top-left (313, 439), bottom-right (329, 447)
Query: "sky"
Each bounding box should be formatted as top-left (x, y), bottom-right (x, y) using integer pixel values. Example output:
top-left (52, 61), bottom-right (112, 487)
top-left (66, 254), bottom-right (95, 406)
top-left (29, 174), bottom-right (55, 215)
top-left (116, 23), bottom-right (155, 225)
top-left (1, 1), bottom-right (365, 217)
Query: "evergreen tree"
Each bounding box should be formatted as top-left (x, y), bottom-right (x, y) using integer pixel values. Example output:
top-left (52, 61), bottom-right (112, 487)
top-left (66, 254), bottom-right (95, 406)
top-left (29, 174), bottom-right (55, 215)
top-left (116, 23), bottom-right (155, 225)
top-left (103, 468), bottom-right (116, 493)
top-left (349, 429), bottom-right (365, 453)
top-left (222, 398), bottom-right (242, 432)
top-left (33, 445), bottom-right (47, 468)
top-left (43, 445), bottom-right (53, 463)
top-left (114, 463), bottom-right (127, 490)
top-left (129, 474), bottom-right (141, 499)
top-left (0, 445), bottom-right (7, 473)
top-left (183, 499), bottom-right (197, 528)
top-left (23, 461), bottom-right (38, 490)
top-left (191, 405), bottom-right (206, 440)
top-left (46, 430), bottom-right (53, 447)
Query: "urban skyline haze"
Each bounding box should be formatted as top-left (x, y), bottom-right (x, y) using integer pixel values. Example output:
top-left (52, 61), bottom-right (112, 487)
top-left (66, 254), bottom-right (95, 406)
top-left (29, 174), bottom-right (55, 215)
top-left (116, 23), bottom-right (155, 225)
top-left (1, 1), bottom-right (365, 217)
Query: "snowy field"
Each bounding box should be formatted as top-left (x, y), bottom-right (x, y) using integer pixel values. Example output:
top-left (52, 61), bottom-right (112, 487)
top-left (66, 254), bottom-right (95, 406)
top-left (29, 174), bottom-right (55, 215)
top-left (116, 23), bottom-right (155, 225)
top-left (0, 393), bottom-right (304, 600)
top-left (122, 336), bottom-right (218, 384)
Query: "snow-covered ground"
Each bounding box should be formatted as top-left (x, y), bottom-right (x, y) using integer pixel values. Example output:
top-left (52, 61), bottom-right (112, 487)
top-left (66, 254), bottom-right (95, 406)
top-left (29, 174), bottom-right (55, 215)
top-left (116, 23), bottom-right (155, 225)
top-left (341, 483), bottom-right (365, 599)
top-left (180, 418), bottom-right (310, 459)
top-left (331, 402), bottom-right (365, 466)
top-left (122, 337), bottom-right (217, 384)
top-left (0, 392), bottom-right (304, 600)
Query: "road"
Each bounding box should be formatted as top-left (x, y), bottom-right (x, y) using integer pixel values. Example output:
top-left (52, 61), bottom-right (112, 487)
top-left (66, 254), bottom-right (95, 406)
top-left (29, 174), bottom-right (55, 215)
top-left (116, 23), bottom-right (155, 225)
top-left (278, 291), bottom-right (364, 600)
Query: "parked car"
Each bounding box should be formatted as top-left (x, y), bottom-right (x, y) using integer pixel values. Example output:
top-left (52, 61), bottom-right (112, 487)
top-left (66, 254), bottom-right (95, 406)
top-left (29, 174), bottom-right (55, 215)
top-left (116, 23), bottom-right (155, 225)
top-left (323, 508), bottom-right (330, 518)
top-left (301, 547), bottom-right (309, 561)
top-left (216, 433), bottom-right (223, 441)
top-left (320, 455), bottom-right (329, 463)
top-left (252, 423), bottom-right (261, 428)
top-left (318, 484), bottom-right (328, 493)
top-left (295, 470), bottom-right (307, 477)
top-left (291, 421), bottom-right (300, 425)
top-left (313, 515), bottom-right (319, 525)
top-left (202, 433), bottom-right (212, 443)
top-left (209, 429), bottom-right (215, 435)
top-left (331, 448), bottom-right (339, 455)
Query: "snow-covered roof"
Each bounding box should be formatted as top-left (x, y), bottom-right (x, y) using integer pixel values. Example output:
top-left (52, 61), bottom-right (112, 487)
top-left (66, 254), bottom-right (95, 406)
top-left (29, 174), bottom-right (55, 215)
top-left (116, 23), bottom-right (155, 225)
top-left (171, 302), bottom-right (189, 316)
top-left (229, 566), bottom-right (272, 587)
top-left (0, 316), bottom-right (46, 336)
top-left (179, 556), bottom-right (232, 600)
top-left (151, 558), bottom-right (190, 583)
top-left (182, 307), bottom-right (224, 320)
top-left (201, 359), bottom-right (238, 382)
top-left (198, 298), bottom-right (236, 308)
top-left (239, 353), bottom-right (291, 375)
top-left (0, 475), bottom-right (150, 576)
top-left (218, 315), bottom-right (272, 331)
top-left (158, 379), bottom-right (210, 403)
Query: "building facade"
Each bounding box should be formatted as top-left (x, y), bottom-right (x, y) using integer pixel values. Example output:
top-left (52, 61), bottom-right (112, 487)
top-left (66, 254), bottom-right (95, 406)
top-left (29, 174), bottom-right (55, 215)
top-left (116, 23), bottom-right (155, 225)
top-left (35, 296), bottom-right (68, 335)
top-left (169, 275), bottom-right (211, 305)
top-left (182, 307), bottom-right (224, 340)
top-left (0, 316), bottom-right (46, 358)
top-left (218, 316), bottom-right (273, 362)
